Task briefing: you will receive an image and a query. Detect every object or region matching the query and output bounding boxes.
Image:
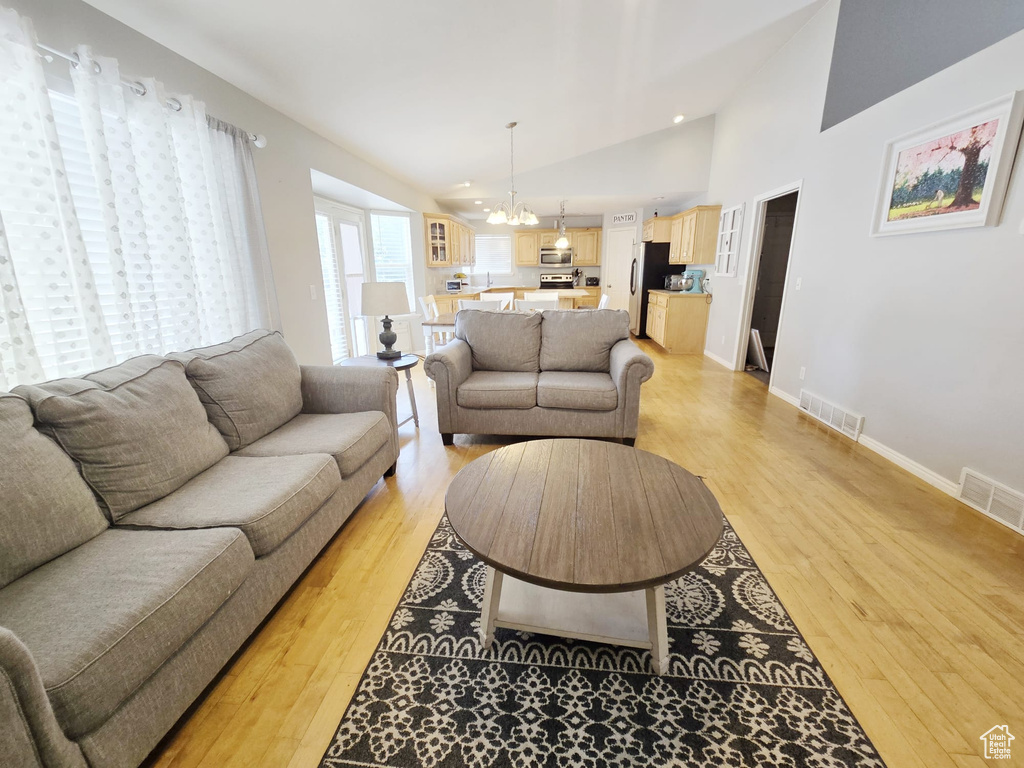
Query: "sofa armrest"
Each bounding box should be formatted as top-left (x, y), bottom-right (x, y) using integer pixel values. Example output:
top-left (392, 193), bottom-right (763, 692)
top-left (610, 339), bottom-right (654, 390)
top-left (300, 365), bottom-right (400, 461)
top-left (0, 627), bottom-right (87, 768)
top-left (609, 339), bottom-right (654, 439)
top-left (424, 340), bottom-right (472, 435)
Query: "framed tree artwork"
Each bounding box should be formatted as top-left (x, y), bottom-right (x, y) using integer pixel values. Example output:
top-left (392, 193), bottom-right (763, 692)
top-left (870, 92), bottom-right (1024, 236)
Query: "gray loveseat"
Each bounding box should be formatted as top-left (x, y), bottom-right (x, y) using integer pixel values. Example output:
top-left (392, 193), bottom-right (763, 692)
top-left (0, 330), bottom-right (399, 768)
top-left (424, 309), bottom-right (653, 445)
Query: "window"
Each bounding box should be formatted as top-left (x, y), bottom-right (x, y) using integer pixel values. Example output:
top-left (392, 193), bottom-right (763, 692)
top-left (715, 204), bottom-right (744, 277)
top-left (472, 234), bottom-right (513, 275)
top-left (369, 213), bottom-right (414, 310)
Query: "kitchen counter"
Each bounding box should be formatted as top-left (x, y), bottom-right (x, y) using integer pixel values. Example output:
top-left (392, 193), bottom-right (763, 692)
top-left (648, 289), bottom-right (710, 298)
top-left (479, 287), bottom-right (594, 297)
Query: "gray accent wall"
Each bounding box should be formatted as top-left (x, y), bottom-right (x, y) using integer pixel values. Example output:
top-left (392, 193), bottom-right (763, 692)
top-left (822, 0), bottom-right (1024, 130)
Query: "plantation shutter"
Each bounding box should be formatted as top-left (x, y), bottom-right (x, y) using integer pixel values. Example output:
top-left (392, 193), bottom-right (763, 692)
top-left (315, 213), bottom-right (350, 363)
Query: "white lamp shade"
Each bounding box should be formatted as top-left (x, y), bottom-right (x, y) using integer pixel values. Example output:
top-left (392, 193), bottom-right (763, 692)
top-left (361, 282), bottom-right (410, 316)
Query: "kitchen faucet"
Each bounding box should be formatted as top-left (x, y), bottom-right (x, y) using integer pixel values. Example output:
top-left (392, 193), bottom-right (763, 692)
top-left (487, 271), bottom-right (492, 287)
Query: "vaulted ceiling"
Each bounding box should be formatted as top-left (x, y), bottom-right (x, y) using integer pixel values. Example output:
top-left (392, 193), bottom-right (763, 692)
top-left (84, 0), bottom-right (824, 216)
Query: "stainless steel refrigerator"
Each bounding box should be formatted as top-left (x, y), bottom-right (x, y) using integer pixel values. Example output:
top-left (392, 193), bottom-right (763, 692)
top-left (628, 241), bottom-right (672, 337)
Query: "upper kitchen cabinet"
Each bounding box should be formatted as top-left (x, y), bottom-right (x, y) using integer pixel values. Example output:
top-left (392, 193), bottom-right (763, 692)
top-left (538, 230), bottom-right (561, 248)
top-left (572, 228), bottom-right (601, 266)
top-left (642, 216), bottom-right (672, 243)
top-left (515, 231), bottom-right (540, 266)
top-left (669, 205), bottom-right (721, 264)
top-left (424, 214), bottom-right (474, 268)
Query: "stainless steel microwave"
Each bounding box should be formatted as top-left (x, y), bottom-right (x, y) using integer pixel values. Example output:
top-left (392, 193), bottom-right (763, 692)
top-left (539, 247), bottom-right (573, 266)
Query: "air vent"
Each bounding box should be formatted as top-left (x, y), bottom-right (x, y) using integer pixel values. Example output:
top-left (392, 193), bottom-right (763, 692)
top-left (959, 468), bottom-right (1024, 534)
top-left (797, 389), bottom-right (864, 440)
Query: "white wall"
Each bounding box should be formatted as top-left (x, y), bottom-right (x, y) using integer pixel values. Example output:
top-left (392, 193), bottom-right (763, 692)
top-left (16, 0), bottom-right (441, 365)
top-left (704, 1), bottom-right (1024, 490)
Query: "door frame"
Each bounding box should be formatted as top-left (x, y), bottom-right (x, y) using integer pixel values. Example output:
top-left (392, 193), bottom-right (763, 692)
top-left (732, 180), bottom-right (803, 392)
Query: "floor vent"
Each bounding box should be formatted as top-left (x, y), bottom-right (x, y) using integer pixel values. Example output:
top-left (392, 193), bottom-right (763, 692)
top-left (958, 468), bottom-right (1024, 533)
top-left (797, 390), bottom-right (864, 440)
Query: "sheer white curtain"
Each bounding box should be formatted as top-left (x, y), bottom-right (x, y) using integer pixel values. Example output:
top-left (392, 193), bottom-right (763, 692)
top-left (0, 8), bottom-right (278, 390)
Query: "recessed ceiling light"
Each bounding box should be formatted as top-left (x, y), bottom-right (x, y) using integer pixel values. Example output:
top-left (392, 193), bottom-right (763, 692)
top-left (673, 114), bottom-right (685, 124)
top-left (474, 200), bottom-right (483, 205)
top-left (483, 208), bottom-right (490, 212)
top-left (463, 181), bottom-right (472, 187)
top-left (653, 196), bottom-right (665, 200)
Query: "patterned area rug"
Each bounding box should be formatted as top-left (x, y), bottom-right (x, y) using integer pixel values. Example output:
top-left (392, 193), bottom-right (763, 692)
top-left (320, 516), bottom-right (885, 767)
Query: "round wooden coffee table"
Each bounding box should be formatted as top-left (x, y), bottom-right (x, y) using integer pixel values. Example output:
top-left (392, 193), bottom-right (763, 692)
top-left (445, 438), bottom-right (724, 674)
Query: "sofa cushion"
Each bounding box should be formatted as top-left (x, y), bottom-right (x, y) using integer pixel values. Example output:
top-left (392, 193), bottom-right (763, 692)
top-left (14, 356), bottom-right (229, 521)
top-left (0, 394), bottom-right (108, 589)
top-left (457, 371), bottom-right (538, 409)
top-left (537, 371), bottom-right (618, 412)
top-left (235, 412), bottom-right (390, 478)
top-left (0, 528), bottom-right (253, 739)
top-left (455, 310), bottom-right (542, 372)
top-left (117, 454), bottom-right (340, 556)
top-left (539, 309), bottom-right (630, 372)
top-left (169, 330), bottom-right (303, 451)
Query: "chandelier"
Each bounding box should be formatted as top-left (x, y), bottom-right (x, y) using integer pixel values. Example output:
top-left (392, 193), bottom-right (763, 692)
top-left (486, 122), bottom-right (538, 226)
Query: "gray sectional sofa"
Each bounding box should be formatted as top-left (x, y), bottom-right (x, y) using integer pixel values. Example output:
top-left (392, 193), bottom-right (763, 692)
top-left (424, 309), bottom-right (654, 444)
top-left (0, 330), bottom-right (399, 768)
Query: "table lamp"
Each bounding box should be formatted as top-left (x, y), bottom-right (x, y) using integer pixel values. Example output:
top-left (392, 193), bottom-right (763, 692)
top-left (361, 282), bottom-right (410, 360)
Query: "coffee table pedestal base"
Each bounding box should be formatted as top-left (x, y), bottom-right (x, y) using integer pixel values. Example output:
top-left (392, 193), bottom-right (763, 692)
top-left (480, 567), bottom-right (669, 675)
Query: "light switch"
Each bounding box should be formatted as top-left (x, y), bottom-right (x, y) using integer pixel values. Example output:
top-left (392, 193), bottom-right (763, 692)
top-left (795, 277), bottom-right (802, 291)
top-left (309, 284), bottom-right (317, 301)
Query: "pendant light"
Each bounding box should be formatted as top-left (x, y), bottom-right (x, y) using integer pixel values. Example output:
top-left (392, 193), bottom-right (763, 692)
top-left (554, 200), bottom-right (569, 249)
top-left (486, 122), bottom-right (538, 226)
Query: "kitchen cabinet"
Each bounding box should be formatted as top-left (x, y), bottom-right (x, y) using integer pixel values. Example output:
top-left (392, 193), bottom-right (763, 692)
top-left (668, 205), bottom-right (721, 265)
top-left (425, 216), bottom-right (452, 267)
top-left (538, 230), bottom-right (560, 247)
top-left (572, 229), bottom-right (601, 266)
top-left (424, 214), bottom-right (475, 268)
top-left (574, 287), bottom-right (600, 308)
top-left (642, 217), bottom-right (672, 243)
top-left (515, 231), bottom-right (540, 266)
top-left (516, 228), bottom-right (599, 266)
top-left (430, 293), bottom-right (480, 315)
top-left (644, 290), bottom-right (710, 354)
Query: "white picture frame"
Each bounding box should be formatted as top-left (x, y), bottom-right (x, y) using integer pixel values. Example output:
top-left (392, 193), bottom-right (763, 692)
top-left (870, 91), bottom-right (1024, 236)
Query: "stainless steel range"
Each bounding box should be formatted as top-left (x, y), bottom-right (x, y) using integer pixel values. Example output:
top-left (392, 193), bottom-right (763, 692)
top-left (539, 273), bottom-right (574, 290)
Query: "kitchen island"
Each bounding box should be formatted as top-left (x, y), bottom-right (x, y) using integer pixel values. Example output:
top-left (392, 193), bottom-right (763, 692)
top-left (478, 286), bottom-right (600, 309)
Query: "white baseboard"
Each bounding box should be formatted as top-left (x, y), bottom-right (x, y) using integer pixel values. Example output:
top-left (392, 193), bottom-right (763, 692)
top-left (768, 385), bottom-right (800, 407)
top-left (703, 349), bottom-right (736, 370)
top-left (856, 434), bottom-right (960, 497)
top-left (767, 386), bottom-right (961, 498)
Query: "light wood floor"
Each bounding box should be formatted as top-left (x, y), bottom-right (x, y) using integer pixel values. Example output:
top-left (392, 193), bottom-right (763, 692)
top-left (148, 344), bottom-right (1024, 768)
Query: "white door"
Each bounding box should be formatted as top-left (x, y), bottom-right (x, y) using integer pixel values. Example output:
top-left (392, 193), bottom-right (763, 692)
top-left (603, 226), bottom-right (635, 311)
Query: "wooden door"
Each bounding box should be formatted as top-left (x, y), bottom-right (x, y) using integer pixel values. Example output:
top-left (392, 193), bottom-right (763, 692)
top-left (450, 222), bottom-right (462, 265)
top-left (679, 212), bottom-right (697, 264)
top-left (653, 306), bottom-right (667, 345)
top-left (515, 231), bottom-right (540, 266)
top-left (668, 217), bottom-right (684, 264)
top-left (573, 230), bottom-right (600, 266)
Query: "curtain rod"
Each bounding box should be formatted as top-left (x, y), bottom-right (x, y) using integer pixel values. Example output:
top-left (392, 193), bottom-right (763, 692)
top-left (35, 42), bottom-right (267, 148)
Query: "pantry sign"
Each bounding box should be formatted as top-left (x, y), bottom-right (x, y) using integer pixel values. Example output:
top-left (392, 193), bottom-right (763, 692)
top-left (611, 212), bottom-right (637, 225)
